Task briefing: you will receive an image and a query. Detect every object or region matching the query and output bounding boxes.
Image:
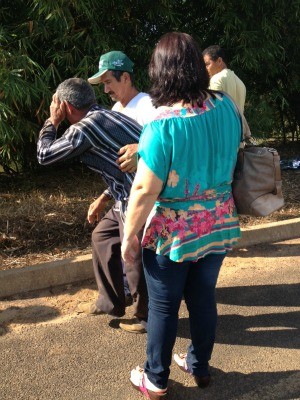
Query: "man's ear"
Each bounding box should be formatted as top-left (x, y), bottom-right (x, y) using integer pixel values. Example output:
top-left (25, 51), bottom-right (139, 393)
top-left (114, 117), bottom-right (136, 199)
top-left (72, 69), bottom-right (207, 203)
top-left (122, 72), bottom-right (130, 83)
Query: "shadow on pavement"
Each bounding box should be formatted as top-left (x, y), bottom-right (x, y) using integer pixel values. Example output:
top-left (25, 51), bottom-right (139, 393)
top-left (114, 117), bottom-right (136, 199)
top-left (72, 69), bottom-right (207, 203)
top-left (1, 278), bottom-right (97, 302)
top-left (217, 283), bottom-right (300, 307)
top-left (177, 311), bottom-right (300, 349)
top-left (177, 282), bottom-right (300, 349)
top-left (0, 305), bottom-right (60, 336)
top-left (216, 312), bottom-right (300, 349)
top-left (167, 369), bottom-right (300, 400)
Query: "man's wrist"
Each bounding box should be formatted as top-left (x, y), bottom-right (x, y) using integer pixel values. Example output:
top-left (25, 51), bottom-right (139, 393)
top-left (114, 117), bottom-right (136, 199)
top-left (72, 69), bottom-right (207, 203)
top-left (102, 189), bottom-right (113, 199)
top-left (44, 118), bottom-right (54, 127)
top-left (39, 119), bottom-right (57, 139)
top-left (46, 118), bottom-right (60, 129)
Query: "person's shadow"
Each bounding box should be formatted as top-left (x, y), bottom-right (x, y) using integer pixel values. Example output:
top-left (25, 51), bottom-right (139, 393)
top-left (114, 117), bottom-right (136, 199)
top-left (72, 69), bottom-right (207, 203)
top-left (216, 283), bottom-right (300, 307)
top-left (177, 283), bottom-right (300, 349)
top-left (166, 368), bottom-right (300, 399)
top-left (0, 305), bottom-right (60, 336)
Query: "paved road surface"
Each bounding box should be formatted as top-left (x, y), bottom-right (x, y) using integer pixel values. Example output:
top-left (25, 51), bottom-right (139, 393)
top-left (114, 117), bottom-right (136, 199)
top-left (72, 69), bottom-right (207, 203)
top-left (1, 238), bottom-right (300, 400)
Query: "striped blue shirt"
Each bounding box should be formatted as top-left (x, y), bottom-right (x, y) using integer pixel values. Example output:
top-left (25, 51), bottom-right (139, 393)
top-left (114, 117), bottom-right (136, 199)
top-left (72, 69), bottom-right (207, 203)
top-left (37, 105), bottom-right (142, 201)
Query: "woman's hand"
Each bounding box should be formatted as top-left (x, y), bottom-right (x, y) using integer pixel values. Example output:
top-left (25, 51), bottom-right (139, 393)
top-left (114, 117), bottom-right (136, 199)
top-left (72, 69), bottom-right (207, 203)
top-left (121, 235), bottom-right (141, 265)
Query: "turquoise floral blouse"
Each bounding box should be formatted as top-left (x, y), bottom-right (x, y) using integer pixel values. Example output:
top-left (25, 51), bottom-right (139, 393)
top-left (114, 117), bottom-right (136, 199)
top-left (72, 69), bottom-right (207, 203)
top-left (138, 92), bottom-right (241, 262)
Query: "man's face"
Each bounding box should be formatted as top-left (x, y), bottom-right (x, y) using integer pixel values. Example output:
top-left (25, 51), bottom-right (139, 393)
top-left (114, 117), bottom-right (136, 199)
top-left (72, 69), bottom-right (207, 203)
top-left (203, 54), bottom-right (222, 78)
top-left (100, 70), bottom-right (126, 102)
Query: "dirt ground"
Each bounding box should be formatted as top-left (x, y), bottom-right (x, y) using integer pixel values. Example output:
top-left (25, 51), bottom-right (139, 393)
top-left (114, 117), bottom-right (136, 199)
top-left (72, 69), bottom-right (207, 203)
top-left (1, 236), bottom-right (299, 338)
top-left (0, 279), bottom-right (98, 336)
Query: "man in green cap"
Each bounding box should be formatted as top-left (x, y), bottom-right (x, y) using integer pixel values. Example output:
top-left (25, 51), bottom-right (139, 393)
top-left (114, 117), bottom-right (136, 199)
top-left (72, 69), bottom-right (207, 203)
top-left (88, 50), bottom-right (156, 127)
top-left (85, 51), bottom-right (156, 333)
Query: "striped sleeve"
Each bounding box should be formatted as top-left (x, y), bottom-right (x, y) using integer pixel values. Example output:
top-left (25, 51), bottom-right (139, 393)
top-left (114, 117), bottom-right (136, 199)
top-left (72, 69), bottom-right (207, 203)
top-left (37, 121), bottom-right (91, 165)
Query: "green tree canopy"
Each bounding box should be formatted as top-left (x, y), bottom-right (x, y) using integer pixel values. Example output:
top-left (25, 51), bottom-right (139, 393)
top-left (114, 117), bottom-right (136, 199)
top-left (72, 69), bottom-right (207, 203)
top-left (0, 0), bottom-right (299, 173)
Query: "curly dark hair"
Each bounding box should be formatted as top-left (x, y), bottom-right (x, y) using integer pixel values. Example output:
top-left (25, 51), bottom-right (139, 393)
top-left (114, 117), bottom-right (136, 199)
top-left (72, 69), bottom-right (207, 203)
top-left (149, 32), bottom-right (213, 107)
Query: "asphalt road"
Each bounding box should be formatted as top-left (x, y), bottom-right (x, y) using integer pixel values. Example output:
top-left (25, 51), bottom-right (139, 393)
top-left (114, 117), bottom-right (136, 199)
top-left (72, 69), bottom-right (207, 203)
top-left (1, 238), bottom-right (300, 400)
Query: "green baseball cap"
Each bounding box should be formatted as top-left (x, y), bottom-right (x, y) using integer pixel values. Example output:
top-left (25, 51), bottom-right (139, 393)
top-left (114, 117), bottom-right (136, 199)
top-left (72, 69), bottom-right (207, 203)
top-left (88, 51), bottom-right (134, 84)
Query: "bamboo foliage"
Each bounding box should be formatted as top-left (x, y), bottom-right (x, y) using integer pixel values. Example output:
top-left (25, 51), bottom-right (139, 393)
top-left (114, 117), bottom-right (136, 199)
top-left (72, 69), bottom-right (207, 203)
top-left (0, 0), bottom-right (299, 173)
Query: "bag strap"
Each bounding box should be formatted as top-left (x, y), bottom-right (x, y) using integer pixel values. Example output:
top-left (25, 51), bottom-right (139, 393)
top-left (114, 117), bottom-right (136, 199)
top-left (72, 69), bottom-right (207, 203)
top-left (272, 150), bottom-right (283, 196)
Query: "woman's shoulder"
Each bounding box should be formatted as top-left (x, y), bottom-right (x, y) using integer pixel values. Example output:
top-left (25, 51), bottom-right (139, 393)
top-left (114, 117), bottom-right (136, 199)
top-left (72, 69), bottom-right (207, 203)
top-left (153, 104), bottom-right (204, 121)
top-left (153, 106), bottom-right (174, 120)
top-left (148, 94), bottom-right (236, 124)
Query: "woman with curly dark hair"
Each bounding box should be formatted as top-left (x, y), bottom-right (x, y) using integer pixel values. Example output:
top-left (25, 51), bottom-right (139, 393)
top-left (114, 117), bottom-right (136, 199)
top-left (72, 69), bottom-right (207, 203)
top-left (122, 32), bottom-right (242, 399)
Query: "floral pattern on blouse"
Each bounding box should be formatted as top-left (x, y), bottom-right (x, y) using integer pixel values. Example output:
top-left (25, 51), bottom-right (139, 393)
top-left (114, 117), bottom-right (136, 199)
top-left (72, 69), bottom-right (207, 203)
top-left (139, 94), bottom-right (241, 261)
top-left (154, 103), bottom-right (210, 120)
top-left (167, 170), bottom-right (179, 187)
top-left (142, 196), bottom-right (236, 251)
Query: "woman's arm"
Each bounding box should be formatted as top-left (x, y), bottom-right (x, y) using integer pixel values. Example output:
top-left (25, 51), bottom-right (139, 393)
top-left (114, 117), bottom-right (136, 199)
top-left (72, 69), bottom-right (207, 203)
top-left (121, 158), bottom-right (163, 264)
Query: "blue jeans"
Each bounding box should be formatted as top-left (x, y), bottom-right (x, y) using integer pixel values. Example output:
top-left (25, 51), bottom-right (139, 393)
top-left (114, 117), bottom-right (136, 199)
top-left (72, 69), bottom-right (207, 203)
top-left (142, 248), bottom-right (226, 389)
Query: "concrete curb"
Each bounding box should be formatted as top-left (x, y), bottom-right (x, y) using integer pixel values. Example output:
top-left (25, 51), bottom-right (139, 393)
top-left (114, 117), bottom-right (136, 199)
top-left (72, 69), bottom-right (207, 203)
top-left (235, 217), bottom-right (300, 248)
top-left (1, 218), bottom-right (299, 299)
top-left (0, 254), bottom-right (94, 299)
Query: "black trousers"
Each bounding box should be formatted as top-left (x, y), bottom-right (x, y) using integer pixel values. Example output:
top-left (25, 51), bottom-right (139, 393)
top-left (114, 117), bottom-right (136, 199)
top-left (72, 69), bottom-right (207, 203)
top-left (91, 202), bottom-right (148, 320)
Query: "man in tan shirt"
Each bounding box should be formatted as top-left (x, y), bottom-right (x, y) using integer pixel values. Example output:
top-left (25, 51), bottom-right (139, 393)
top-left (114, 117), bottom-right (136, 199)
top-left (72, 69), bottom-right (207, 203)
top-left (203, 45), bottom-right (246, 112)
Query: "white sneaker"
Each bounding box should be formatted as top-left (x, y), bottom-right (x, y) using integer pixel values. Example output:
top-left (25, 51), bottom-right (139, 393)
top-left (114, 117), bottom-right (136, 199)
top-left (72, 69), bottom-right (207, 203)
top-left (173, 353), bottom-right (190, 373)
top-left (130, 366), bottom-right (167, 398)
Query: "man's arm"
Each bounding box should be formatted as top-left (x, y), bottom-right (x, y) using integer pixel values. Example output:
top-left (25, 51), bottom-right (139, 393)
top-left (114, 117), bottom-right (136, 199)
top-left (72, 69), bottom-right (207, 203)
top-left (87, 190), bottom-right (112, 224)
top-left (37, 94), bottom-right (91, 165)
top-left (37, 121), bottom-right (91, 165)
top-left (209, 74), bottom-right (224, 91)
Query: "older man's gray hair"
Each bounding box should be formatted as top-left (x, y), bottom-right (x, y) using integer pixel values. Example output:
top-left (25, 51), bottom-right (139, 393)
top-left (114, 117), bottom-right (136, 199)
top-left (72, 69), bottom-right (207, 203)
top-left (56, 78), bottom-right (96, 110)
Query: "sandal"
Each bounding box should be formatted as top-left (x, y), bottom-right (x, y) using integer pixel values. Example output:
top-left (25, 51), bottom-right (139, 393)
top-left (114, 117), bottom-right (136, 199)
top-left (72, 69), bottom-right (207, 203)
top-left (173, 353), bottom-right (211, 389)
top-left (130, 366), bottom-right (167, 399)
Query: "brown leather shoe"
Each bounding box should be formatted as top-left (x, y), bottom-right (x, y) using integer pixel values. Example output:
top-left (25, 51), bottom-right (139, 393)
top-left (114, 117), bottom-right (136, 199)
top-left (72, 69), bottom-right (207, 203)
top-left (174, 353), bottom-right (211, 389)
top-left (194, 374), bottom-right (211, 388)
top-left (77, 302), bottom-right (105, 315)
top-left (119, 318), bottom-right (147, 334)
